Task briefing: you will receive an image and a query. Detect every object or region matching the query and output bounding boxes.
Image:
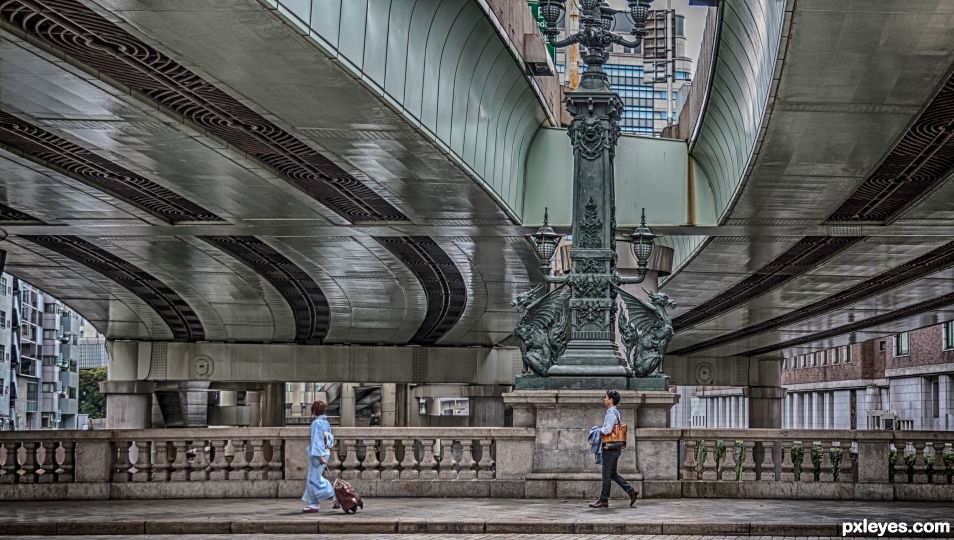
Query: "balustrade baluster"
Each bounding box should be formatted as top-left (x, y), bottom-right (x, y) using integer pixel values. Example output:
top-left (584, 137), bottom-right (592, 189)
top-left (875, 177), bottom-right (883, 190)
top-left (681, 440), bottom-right (698, 480)
top-left (720, 440), bottom-right (737, 481)
top-left (457, 440), bottom-right (477, 480)
top-left (56, 441), bottom-right (75, 483)
top-left (477, 439), bottom-right (495, 479)
top-left (36, 441), bottom-right (55, 483)
top-left (325, 439), bottom-right (342, 479)
top-left (112, 441), bottom-right (130, 483)
top-left (893, 442), bottom-right (910, 484)
top-left (379, 439), bottom-right (400, 480)
top-left (760, 441), bottom-right (777, 481)
top-left (228, 440), bottom-right (249, 481)
top-left (208, 440), bottom-right (229, 480)
top-left (247, 440), bottom-right (267, 480)
top-left (438, 440), bottom-right (458, 480)
top-left (17, 442), bottom-right (37, 484)
top-left (341, 440), bottom-right (361, 480)
top-left (170, 441), bottom-right (190, 481)
top-left (835, 442), bottom-right (852, 483)
top-left (737, 441), bottom-right (755, 481)
top-left (701, 440), bottom-right (718, 480)
top-left (912, 442), bottom-right (928, 484)
top-left (780, 441), bottom-right (795, 481)
top-left (819, 442), bottom-right (834, 482)
top-left (418, 439), bottom-right (443, 480)
top-left (931, 442), bottom-right (946, 484)
top-left (267, 439), bottom-right (284, 480)
top-left (360, 440), bottom-right (380, 480)
top-left (0, 442), bottom-right (14, 483)
top-left (131, 441), bottom-right (151, 482)
top-left (190, 440), bottom-right (210, 481)
top-left (398, 439), bottom-right (419, 479)
top-left (800, 443), bottom-right (814, 482)
top-left (152, 441), bottom-right (170, 482)
top-left (419, 439), bottom-right (439, 480)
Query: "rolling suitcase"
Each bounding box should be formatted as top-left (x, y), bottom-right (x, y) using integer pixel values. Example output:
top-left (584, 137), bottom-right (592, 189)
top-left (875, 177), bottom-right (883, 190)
top-left (332, 478), bottom-right (363, 513)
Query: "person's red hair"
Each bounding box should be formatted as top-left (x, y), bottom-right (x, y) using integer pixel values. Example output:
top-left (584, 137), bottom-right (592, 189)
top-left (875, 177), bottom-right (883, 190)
top-left (311, 400), bottom-right (327, 417)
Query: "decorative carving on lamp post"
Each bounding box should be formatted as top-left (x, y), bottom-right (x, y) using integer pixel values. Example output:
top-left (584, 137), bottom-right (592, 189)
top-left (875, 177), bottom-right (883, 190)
top-left (513, 0), bottom-right (677, 389)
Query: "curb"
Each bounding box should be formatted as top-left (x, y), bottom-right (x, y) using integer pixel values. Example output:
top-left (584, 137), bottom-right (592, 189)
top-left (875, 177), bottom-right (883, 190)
top-left (0, 520), bottom-right (850, 536)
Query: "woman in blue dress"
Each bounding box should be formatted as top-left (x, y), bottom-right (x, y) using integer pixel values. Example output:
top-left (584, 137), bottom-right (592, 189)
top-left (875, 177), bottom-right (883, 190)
top-left (302, 400), bottom-right (336, 513)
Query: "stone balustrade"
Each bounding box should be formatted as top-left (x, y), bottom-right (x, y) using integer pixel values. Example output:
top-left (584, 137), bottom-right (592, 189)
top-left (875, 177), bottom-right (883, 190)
top-left (636, 428), bottom-right (954, 501)
top-left (1, 427), bottom-right (952, 501)
top-left (0, 427), bottom-right (534, 500)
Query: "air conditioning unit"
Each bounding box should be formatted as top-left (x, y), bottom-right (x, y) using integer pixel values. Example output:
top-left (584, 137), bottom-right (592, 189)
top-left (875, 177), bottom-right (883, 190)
top-left (55, 381), bottom-right (64, 394)
top-left (54, 411), bottom-right (62, 424)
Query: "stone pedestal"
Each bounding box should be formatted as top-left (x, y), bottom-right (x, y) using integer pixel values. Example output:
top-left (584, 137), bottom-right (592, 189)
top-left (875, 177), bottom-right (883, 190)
top-left (100, 381), bottom-right (155, 429)
top-left (503, 389), bottom-right (678, 498)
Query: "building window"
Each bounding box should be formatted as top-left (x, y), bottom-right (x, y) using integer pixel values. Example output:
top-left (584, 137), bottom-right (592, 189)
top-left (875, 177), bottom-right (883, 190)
top-left (930, 377), bottom-right (940, 418)
top-left (821, 350), bottom-right (829, 365)
top-left (894, 332), bottom-right (910, 356)
top-left (27, 382), bottom-right (38, 401)
top-left (844, 346), bottom-right (852, 363)
top-left (42, 382), bottom-right (56, 393)
top-left (801, 355), bottom-right (807, 368)
top-left (812, 352), bottom-right (820, 367)
top-left (832, 348), bottom-right (840, 365)
top-left (0, 378), bottom-right (4, 396)
top-left (675, 70), bottom-right (691, 80)
top-left (943, 321), bottom-right (954, 350)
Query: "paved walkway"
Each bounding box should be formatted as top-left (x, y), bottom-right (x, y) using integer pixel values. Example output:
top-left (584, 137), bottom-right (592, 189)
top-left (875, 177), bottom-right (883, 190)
top-left (0, 498), bottom-right (951, 537)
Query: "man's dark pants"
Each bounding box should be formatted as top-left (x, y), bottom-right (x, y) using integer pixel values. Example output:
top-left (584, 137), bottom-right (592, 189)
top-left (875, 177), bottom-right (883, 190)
top-left (600, 446), bottom-right (634, 501)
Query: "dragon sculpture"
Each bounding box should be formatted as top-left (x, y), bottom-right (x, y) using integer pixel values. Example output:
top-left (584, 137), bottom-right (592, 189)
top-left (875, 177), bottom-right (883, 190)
top-left (511, 285), bottom-right (571, 376)
top-left (616, 287), bottom-right (675, 378)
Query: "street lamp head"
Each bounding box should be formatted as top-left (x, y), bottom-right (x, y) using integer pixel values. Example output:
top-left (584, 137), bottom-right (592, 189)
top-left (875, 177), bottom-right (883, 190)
top-left (579, 0), bottom-right (602, 15)
top-left (630, 208), bottom-right (660, 268)
top-left (528, 207), bottom-right (563, 268)
top-left (599, 2), bottom-right (616, 31)
top-left (539, 0), bottom-right (565, 40)
top-left (626, 0), bottom-right (653, 37)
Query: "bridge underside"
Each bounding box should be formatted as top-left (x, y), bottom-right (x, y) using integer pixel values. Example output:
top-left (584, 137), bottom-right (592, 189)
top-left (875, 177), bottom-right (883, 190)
top-left (660, 0), bottom-right (954, 361)
top-left (0, 0), bottom-right (554, 348)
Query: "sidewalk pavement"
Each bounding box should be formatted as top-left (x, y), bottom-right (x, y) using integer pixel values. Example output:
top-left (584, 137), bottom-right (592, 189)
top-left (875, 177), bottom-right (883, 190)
top-left (0, 497), bottom-right (951, 537)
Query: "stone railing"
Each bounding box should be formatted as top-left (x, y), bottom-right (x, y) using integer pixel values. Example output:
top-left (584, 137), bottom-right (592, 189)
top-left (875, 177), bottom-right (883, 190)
top-left (0, 427), bottom-right (534, 500)
top-left (636, 429), bottom-right (954, 501)
top-left (2, 427), bottom-right (952, 501)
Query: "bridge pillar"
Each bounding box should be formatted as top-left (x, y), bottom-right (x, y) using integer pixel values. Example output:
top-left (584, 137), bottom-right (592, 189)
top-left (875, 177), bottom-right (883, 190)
top-left (100, 341), bottom-right (153, 429)
top-left (464, 385), bottom-right (512, 427)
top-left (380, 383), bottom-right (397, 427)
top-left (340, 383), bottom-right (356, 427)
top-left (259, 382), bottom-right (284, 427)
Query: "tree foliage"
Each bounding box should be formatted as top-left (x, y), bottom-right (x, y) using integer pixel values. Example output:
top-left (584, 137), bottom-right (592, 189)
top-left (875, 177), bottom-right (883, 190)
top-left (79, 367), bottom-right (107, 419)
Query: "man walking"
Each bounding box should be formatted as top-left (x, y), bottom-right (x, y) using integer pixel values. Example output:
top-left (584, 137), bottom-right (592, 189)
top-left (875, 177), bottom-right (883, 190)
top-left (589, 390), bottom-right (638, 508)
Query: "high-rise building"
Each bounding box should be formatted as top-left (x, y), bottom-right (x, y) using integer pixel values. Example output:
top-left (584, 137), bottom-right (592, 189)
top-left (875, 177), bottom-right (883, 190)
top-left (553, 0), bottom-right (694, 136)
top-left (0, 274), bottom-right (12, 431)
top-left (1, 274), bottom-right (81, 430)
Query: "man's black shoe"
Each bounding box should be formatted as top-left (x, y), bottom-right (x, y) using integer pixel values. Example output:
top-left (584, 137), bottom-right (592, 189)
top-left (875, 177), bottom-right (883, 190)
top-left (629, 490), bottom-right (638, 507)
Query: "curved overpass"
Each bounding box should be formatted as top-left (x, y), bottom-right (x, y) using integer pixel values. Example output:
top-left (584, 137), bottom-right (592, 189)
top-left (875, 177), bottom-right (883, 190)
top-left (0, 0), bottom-right (558, 349)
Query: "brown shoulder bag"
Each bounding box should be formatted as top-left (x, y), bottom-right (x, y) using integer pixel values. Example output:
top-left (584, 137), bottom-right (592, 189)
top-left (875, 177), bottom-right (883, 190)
top-left (600, 409), bottom-right (627, 448)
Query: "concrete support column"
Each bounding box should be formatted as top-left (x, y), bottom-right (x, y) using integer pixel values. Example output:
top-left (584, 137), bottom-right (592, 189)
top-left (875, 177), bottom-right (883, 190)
top-left (380, 383), bottom-right (397, 427)
top-left (340, 383), bottom-right (356, 427)
top-left (746, 387), bottom-right (784, 429)
top-left (463, 385), bottom-right (510, 427)
top-left (101, 341), bottom-right (153, 429)
top-left (259, 382), bottom-right (284, 427)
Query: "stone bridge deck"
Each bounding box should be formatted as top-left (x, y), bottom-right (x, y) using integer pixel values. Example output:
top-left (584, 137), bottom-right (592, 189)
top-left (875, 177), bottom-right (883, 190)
top-left (0, 497), bottom-right (951, 537)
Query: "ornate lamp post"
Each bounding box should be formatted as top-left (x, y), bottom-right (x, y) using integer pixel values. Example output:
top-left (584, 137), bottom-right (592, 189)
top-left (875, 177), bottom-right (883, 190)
top-left (513, 0), bottom-right (675, 389)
